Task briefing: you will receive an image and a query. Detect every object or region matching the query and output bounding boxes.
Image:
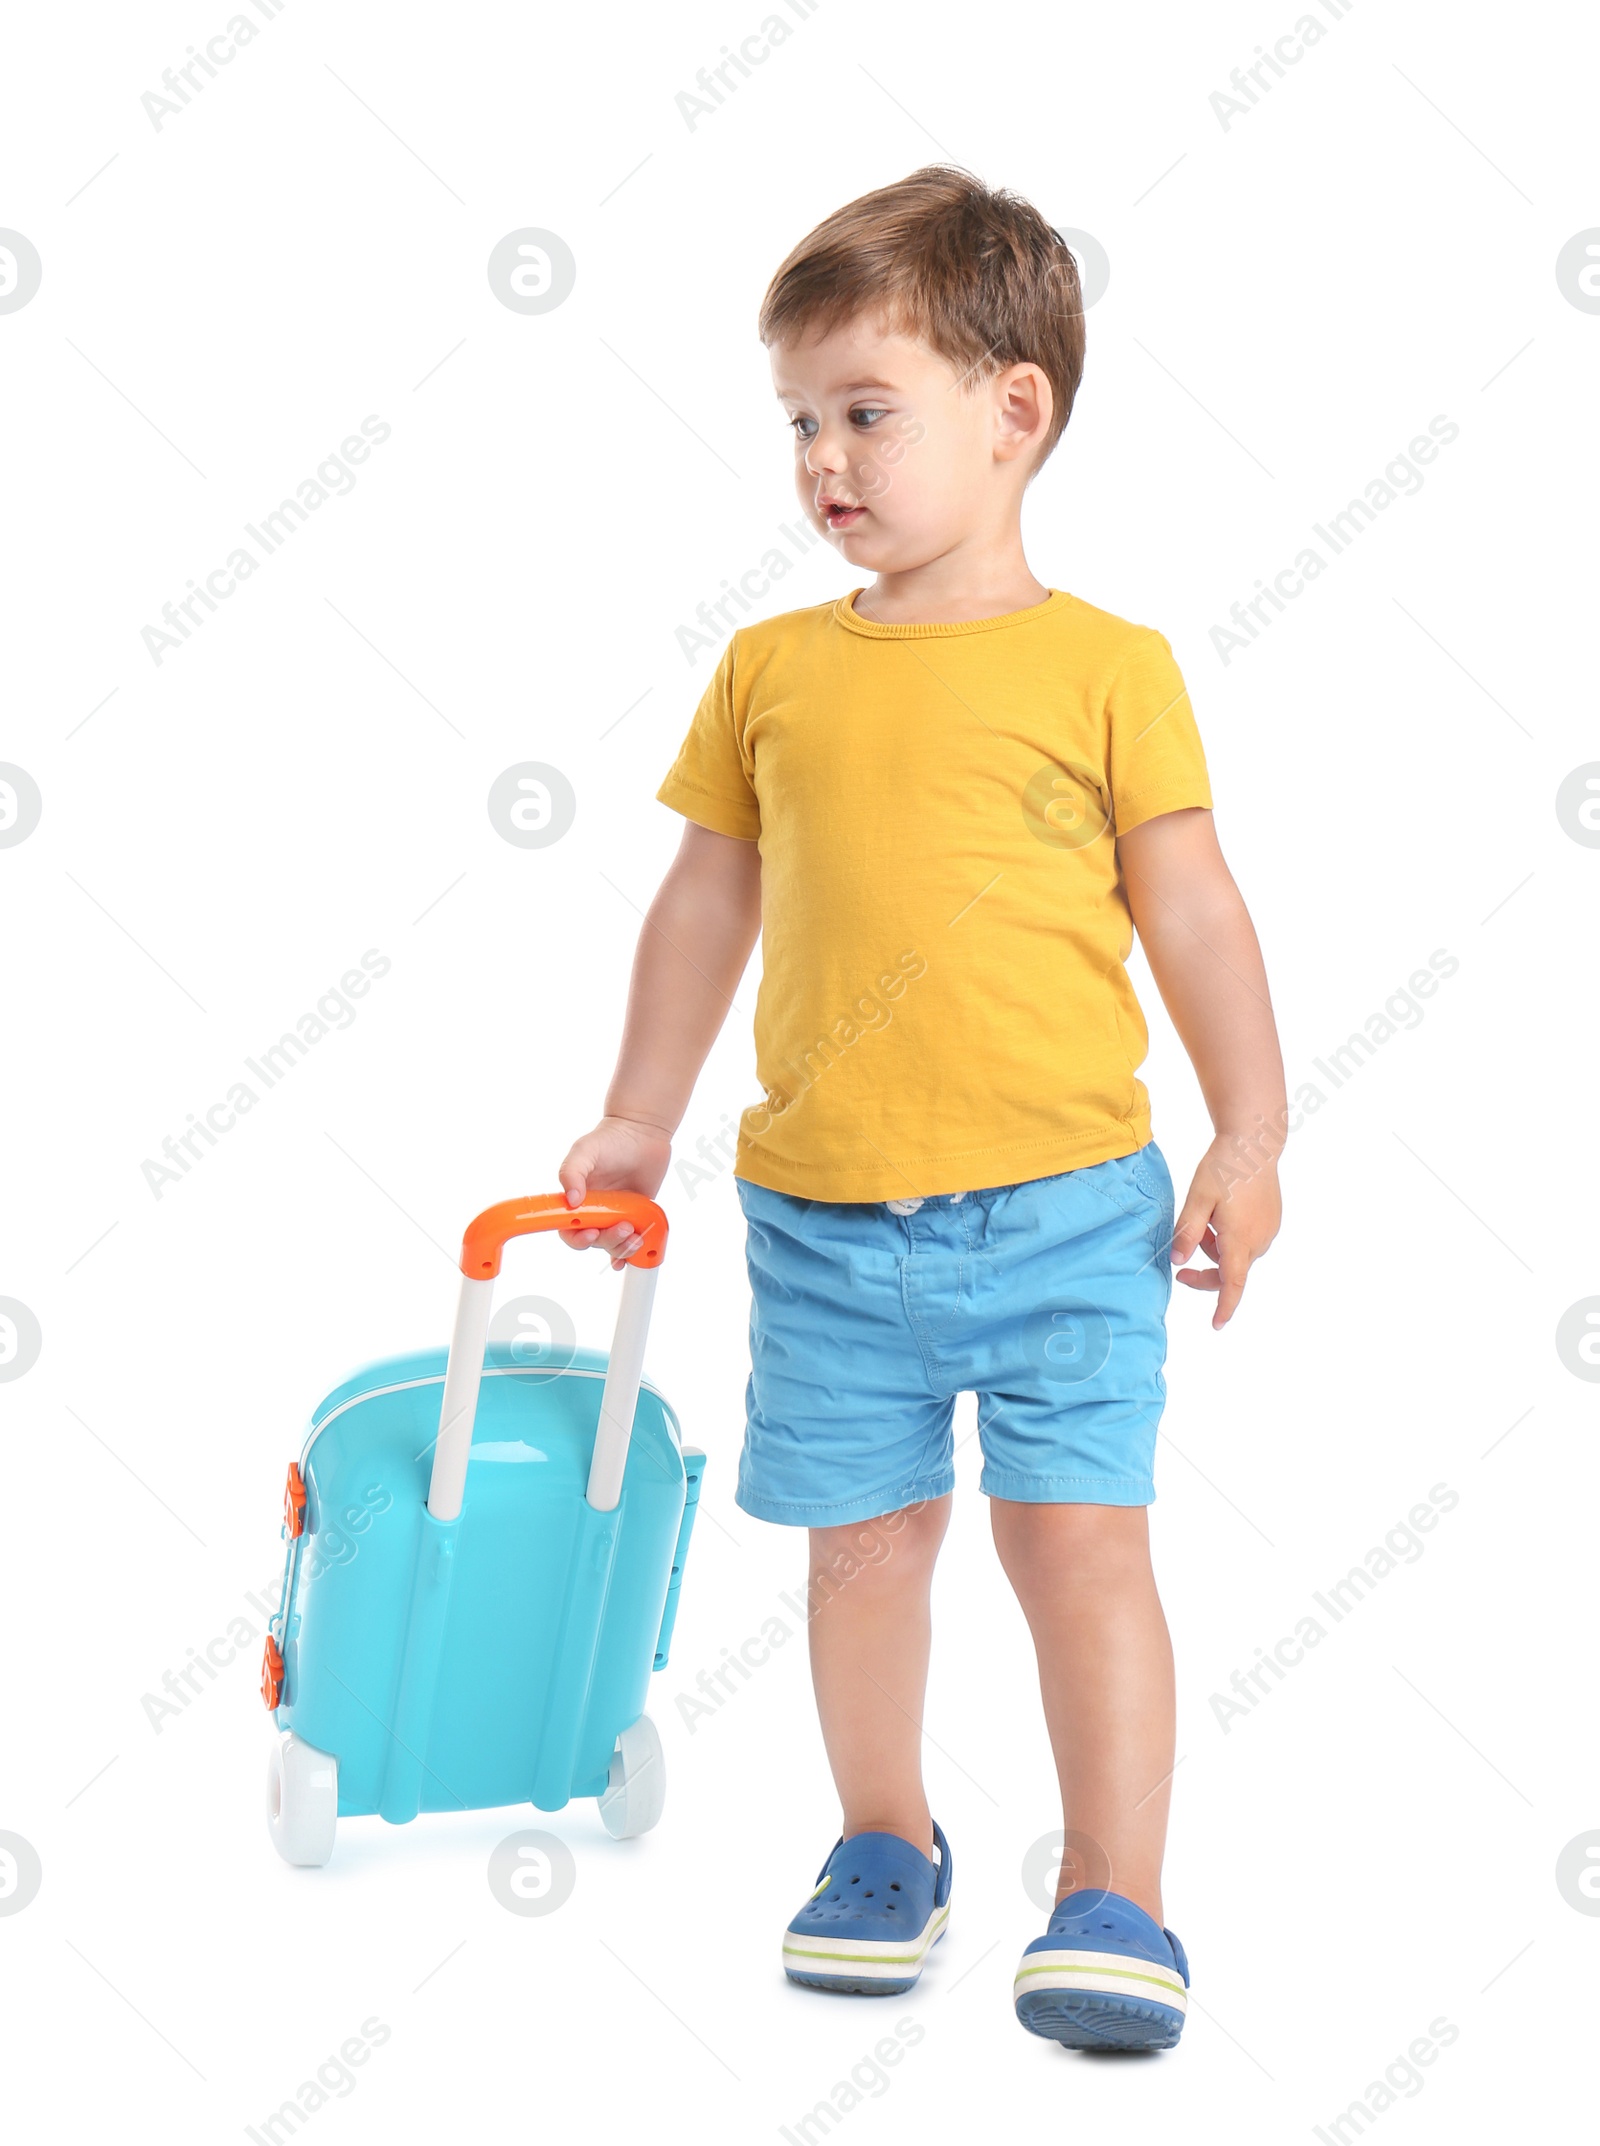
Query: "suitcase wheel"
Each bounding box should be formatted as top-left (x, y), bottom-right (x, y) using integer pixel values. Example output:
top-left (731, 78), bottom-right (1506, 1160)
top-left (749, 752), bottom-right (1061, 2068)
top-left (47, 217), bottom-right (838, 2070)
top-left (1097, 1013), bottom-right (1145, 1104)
top-left (267, 1731), bottom-right (339, 1866)
top-left (598, 1714), bottom-right (665, 1840)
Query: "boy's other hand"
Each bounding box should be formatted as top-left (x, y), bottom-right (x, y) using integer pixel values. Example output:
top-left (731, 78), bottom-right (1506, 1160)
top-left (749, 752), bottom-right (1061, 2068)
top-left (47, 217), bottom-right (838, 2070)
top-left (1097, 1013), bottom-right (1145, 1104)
top-left (1170, 1135), bottom-right (1282, 1329)
top-left (557, 1115), bottom-right (673, 1269)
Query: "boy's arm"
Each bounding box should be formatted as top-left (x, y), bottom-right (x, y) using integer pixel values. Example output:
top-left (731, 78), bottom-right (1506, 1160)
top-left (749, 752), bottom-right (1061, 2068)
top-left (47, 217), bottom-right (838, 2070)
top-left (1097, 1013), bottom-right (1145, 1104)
top-left (1116, 806), bottom-right (1286, 1328)
top-left (558, 820), bottom-right (761, 1265)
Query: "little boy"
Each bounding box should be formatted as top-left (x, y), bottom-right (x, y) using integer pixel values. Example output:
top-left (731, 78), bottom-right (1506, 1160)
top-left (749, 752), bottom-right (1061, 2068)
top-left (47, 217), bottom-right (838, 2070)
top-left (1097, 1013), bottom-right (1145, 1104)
top-left (559, 168), bottom-right (1285, 2051)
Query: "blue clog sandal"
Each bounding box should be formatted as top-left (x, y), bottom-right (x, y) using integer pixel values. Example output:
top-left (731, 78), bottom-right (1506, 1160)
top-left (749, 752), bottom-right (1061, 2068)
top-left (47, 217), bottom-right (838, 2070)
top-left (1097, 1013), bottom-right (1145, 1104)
top-left (1013, 1889), bottom-right (1189, 2049)
top-left (783, 1821), bottom-right (952, 1994)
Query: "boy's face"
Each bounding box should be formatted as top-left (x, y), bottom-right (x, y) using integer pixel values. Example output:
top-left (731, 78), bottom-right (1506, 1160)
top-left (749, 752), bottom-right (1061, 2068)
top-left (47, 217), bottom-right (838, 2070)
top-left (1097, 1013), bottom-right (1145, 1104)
top-left (771, 315), bottom-right (1036, 577)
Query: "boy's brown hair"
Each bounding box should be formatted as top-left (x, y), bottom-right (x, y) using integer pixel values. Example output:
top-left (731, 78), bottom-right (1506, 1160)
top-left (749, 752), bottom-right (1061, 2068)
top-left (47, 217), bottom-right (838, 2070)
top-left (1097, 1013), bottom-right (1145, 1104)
top-left (758, 166), bottom-right (1086, 470)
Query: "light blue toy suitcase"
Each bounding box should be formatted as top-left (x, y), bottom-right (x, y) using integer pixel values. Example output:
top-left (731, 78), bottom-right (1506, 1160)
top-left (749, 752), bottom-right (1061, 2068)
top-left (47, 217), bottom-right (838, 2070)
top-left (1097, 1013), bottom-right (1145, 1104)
top-left (261, 1191), bottom-right (703, 1865)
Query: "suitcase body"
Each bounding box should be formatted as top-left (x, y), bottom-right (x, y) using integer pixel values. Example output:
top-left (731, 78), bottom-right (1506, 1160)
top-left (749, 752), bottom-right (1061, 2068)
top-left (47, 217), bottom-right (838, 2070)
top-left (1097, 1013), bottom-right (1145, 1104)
top-left (263, 1192), bottom-right (702, 1862)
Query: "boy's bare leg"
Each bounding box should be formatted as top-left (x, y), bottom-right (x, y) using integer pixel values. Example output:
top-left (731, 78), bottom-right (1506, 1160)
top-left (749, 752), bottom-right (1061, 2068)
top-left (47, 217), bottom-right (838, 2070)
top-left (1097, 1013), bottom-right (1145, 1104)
top-left (805, 1495), bottom-right (952, 1859)
top-left (989, 1500), bottom-right (1175, 1924)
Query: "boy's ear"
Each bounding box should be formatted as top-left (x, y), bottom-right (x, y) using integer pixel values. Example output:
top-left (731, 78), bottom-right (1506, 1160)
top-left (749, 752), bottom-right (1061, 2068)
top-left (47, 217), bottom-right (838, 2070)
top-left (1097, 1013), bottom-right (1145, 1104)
top-left (992, 362), bottom-right (1053, 467)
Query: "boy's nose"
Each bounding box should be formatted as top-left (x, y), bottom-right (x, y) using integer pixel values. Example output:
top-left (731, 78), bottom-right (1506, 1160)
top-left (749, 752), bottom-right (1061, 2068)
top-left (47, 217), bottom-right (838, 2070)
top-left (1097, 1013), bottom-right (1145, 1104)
top-left (804, 427), bottom-right (850, 478)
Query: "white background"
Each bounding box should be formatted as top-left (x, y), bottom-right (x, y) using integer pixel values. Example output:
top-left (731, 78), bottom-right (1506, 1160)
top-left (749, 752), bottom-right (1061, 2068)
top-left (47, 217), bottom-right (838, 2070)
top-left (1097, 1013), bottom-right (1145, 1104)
top-left (2, 1), bottom-right (1596, 2137)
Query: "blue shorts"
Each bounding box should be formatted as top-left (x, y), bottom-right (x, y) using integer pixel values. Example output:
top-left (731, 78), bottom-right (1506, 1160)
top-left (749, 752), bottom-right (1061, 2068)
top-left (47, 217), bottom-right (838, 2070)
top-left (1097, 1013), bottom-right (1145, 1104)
top-left (733, 1144), bottom-right (1176, 1528)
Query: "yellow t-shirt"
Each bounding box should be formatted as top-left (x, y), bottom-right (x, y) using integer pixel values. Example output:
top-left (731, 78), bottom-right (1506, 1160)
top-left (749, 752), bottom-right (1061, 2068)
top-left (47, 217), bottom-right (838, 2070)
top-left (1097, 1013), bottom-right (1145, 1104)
top-left (656, 587), bottom-right (1211, 1203)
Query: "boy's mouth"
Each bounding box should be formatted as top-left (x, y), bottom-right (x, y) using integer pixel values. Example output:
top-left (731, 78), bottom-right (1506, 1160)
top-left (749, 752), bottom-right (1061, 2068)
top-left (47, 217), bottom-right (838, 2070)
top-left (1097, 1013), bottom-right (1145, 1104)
top-left (820, 498), bottom-right (865, 530)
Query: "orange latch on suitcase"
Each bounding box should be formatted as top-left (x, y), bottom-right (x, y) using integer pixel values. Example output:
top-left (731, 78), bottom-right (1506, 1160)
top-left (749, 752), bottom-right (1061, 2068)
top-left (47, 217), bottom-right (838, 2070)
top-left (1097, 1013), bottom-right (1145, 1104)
top-left (283, 1463), bottom-right (306, 1539)
top-left (261, 1635), bottom-right (285, 1710)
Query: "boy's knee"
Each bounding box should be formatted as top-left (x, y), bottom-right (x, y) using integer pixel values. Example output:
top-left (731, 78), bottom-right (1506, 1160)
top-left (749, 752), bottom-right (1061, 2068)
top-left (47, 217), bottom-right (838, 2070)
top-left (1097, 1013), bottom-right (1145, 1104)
top-left (810, 1499), bottom-right (947, 1587)
top-left (994, 1500), bottom-right (1151, 1584)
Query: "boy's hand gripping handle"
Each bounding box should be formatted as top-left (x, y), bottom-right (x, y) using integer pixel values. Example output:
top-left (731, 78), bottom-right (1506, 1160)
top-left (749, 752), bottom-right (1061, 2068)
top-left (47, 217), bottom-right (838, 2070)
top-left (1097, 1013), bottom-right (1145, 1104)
top-left (460, 1191), bottom-right (667, 1277)
top-left (428, 1192), bottom-right (668, 1522)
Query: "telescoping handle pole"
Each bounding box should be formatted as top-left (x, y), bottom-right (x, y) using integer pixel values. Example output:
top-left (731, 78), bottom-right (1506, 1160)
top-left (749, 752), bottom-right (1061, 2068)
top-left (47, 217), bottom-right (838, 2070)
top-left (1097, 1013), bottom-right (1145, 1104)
top-left (427, 1192), bottom-right (668, 1523)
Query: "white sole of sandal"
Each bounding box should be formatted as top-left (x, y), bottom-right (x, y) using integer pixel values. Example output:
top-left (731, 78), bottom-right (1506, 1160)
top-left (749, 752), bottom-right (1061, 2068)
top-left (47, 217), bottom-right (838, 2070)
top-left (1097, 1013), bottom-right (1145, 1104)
top-left (783, 1902), bottom-right (950, 1991)
top-left (1013, 1947), bottom-right (1188, 2011)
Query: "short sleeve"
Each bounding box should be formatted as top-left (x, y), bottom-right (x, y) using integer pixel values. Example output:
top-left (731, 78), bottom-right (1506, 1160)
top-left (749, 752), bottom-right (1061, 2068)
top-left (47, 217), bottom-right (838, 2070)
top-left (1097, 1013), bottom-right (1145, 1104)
top-left (1106, 630), bottom-right (1212, 835)
top-left (655, 638), bottom-right (761, 840)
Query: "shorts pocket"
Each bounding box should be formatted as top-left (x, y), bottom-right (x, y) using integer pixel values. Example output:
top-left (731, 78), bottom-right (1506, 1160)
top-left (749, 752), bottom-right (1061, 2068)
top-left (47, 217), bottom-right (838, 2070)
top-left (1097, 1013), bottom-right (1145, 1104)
top-left (1082, 1145), bottom-right (1169, 1220)
top-left (1128, 1143), bottom-right (1173, 1209)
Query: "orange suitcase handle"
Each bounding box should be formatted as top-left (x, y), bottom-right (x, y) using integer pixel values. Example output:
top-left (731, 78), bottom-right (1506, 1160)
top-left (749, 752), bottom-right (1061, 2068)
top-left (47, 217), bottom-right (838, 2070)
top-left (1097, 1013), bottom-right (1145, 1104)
top-left (460, 1191), bottom-right (668, 1278)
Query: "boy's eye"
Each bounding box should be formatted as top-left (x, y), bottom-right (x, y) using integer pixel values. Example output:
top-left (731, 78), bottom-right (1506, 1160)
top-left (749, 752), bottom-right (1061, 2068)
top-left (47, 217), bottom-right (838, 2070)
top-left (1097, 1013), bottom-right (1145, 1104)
top-left (850, 407), bottom-right (889, 429)
top-left (789, 415), bottom-right (818, 441)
